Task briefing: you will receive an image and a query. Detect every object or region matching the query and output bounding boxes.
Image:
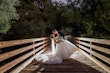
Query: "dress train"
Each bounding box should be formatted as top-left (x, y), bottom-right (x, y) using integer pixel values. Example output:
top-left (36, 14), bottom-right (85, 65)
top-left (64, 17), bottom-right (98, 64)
top-left (35, 39), bottom-right (77, 64)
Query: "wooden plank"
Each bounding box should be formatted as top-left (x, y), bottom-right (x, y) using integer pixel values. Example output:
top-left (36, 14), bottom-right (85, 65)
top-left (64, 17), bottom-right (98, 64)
top-left (0, 41), bottom-right (48, 62)
top-left (11, 46), bottom-right (48, 73)
top-left (79, 49), bottom-right (110, 73)
top-left (75, 37), bottom-right (110, 45)
top-left (35, 46), bottom-right (48, 57)
top-left (10, 56), bottom-right (35, 73)
top-left (0, 43), bottom-right (48, 73)
top-left (77, 41), bottom-right (110, 55)
top-left (12, 43), bottom-right (49, 73)
top-left (77, 44), bottom-right (110, 64)
top-left (0, 37), bottom-right (48, 48)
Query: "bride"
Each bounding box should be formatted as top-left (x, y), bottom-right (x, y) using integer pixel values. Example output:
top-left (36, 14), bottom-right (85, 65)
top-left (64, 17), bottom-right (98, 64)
top-left (35, 29), bottom-right (77, 64)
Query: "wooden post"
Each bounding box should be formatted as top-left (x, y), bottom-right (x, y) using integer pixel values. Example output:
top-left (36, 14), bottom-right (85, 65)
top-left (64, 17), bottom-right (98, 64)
top-left (78, 39), bottom-right (80, 50)
top-left (42, 39), bottom-right (45, 51)
top-left (33, 42), bottom-right (36, 55)
top-left (90, 41), bottom-right (92, 56)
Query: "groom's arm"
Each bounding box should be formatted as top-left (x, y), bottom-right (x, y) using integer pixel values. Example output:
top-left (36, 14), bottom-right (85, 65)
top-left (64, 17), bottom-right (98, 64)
top-left (58, 31), bottom-right (65, 38)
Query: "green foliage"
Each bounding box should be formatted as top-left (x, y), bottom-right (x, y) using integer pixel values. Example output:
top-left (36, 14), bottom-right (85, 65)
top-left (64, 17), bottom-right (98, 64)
top-left (2, 0), bottom-right (110, 40)
top-left (2, 0), bottom-right (49, 40)
top-left (0, 0), bottom-right (20, 33)
top-left (61, 27), bottom-right (73, 35)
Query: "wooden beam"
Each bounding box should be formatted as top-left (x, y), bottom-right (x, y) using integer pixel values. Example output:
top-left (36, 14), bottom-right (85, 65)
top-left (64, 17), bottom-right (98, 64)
top-left (0, 37), bottom-right (48, 48)
top-left (77, 44), bottom-right (110, 64)
top-left (77, 41), bottom-right (110, 55)
top-left (75, 37), bottom-right (110, 45)
top-left (0, 43), bottom-right (48, 73)
top-left (79, 49), bottom-right (110, 73)
top-left (11, 44), bottom-right (48, 73)
top-left (10, 55), bottom-right (35, 73)
top-left (0, 41), bottom-right (48, 62)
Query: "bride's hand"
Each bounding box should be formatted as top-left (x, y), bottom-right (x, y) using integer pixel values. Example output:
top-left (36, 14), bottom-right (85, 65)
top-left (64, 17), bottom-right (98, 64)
top-left (54, 38), bottom-right (61, 43)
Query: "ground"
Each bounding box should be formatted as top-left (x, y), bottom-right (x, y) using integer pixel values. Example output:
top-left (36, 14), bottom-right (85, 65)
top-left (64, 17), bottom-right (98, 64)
top-left (20, 50), bottom-right (107, 73)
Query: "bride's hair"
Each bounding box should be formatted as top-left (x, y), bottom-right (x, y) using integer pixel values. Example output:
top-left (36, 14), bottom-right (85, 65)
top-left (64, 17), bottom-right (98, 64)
top-left (50, 34), bottom-right (55, 38)
top-left (52, 29), bottom-right (57, 32)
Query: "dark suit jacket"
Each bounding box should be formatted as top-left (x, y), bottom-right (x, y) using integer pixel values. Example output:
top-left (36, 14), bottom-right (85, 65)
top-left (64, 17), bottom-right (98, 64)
top-left (58, 31), bottom-right (65, 39)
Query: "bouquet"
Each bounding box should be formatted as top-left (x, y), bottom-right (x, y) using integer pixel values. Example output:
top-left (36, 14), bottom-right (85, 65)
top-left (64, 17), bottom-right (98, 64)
top-left (56, 34), bottom-right (62, 43)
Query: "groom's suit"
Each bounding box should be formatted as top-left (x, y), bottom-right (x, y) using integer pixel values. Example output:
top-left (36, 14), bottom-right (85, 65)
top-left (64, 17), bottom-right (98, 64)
top-left (58, 31), bottom-right (65, 39)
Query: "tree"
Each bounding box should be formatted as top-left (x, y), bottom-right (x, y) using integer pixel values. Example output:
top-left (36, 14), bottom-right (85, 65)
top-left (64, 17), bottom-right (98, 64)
top-left (0, 0), bottom-right (20, 33)
top-left (2, 0), bottom-right (110, 40)
top-left (94, 0), bottom-right (110, 38)
top-left (2, 0), bottom-right (52, 40)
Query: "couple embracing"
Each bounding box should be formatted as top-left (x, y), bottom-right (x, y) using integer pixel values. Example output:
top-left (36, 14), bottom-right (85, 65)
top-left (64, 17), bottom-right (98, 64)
top-left (36, 29), bottom-right (77, 64)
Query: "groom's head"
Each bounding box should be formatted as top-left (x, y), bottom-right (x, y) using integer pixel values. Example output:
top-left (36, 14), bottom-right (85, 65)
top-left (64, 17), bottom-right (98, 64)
top-left (52, 29), bottom-right (58, 35)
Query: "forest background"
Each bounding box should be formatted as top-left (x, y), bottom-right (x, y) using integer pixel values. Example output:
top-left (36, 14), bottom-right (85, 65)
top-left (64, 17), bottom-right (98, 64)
top-left (0, 0), bottom-right (110, 41)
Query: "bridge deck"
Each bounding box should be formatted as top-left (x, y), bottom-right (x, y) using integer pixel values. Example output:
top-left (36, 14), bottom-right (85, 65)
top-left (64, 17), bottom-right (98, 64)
top-left (20, 50), bottom-right (107, 73)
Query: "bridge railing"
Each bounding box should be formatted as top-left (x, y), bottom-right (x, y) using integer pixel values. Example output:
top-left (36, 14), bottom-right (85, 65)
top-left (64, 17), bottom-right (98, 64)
top-left (0, 37), bottom-right (49, 73)
top-left (74, 37), bottom-right (110, 73)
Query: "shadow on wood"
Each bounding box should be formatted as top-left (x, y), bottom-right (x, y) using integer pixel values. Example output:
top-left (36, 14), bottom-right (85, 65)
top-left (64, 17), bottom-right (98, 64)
top-left (21, 58), bottom-right (101, 73)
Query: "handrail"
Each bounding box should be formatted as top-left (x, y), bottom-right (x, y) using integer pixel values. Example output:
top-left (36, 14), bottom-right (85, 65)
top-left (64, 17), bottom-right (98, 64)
top-left (75, 37), bottom-right (110, 45)
top-left (74, 37), bottom-right (110, 73)
top-left (0, 38), bottom-right (48, 48)
top-left (0, 37), bottom-right (49, 73)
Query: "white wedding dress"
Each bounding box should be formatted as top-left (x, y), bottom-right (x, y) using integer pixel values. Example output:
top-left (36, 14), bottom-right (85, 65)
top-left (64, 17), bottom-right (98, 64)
top-left (35, 37), bottom-right (77, 64)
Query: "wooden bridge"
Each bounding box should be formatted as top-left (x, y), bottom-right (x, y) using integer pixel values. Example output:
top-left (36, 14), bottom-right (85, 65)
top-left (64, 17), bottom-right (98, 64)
top-left (0, 37), bottom-right (110, 73)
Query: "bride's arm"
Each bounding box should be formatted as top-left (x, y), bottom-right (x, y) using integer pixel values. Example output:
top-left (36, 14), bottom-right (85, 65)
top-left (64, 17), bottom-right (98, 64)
top-left (53, 38), bottom-right (57, 44)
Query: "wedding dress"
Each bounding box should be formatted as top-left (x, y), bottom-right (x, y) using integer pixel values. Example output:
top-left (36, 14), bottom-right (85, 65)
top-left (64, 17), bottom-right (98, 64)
top-left (35, 35), bottom-right (77, 64)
